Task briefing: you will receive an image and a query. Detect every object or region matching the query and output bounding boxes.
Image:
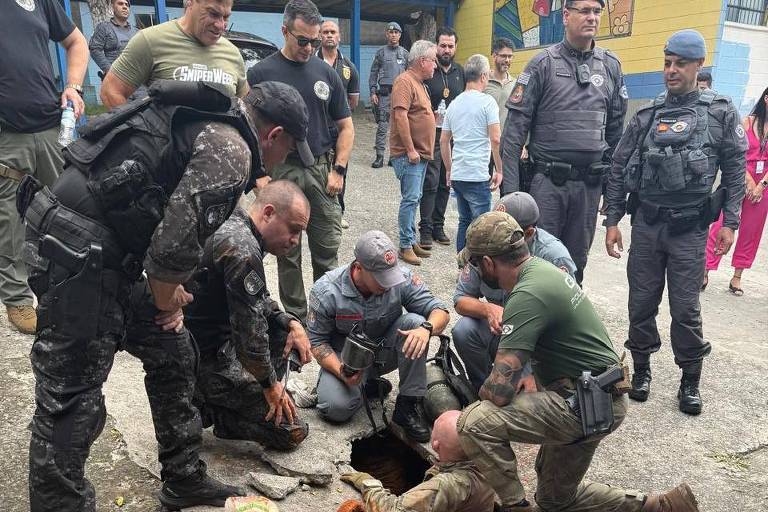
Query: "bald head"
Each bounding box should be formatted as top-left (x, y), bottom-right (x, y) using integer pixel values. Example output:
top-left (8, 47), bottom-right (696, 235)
top-left (321, 20), bottom-right (340, 50)
top-left (250, 180), bottom-right (309, 256)
top-left (252, 179), bottom-right (309, 215)
top-left (431, 410), bottom-right (466, 464)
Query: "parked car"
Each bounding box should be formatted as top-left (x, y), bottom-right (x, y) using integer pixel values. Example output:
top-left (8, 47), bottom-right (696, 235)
top-left (224, 30), bottom-right (278, 71)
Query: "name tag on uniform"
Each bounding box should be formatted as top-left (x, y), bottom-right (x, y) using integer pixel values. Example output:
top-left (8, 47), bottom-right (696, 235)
top-left (757, 161), bottom-right (765, 174)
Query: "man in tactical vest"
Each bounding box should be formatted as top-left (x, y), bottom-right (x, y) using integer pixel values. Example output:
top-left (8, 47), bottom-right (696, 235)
top-left (370, 22), bottom-right (409, 168)
top-left (185, 180), bottom-right (313, 452)
top-left (500, 0), bottom-right (627, 285)
top-left (20, 80), bottom-right (312, 511)
top-left (453, 192), bottom-right (576, 392)
top-left (604, 30), bottom-right (747, 415)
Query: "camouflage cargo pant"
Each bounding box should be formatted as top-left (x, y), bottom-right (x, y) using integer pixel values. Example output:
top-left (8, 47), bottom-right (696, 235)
top-left (194, 334), bottom-right (309, 451)
top-left (457, 389), bottom-right (647, 511)
top-left (29, 273), bottom-right (202, 512)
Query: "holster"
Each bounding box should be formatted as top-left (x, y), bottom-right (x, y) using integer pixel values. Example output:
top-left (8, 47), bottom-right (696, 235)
top-left (566, 366), bottom-right (624, 438)
top-left (519, 158), bottom-right (534, 193)
top-left (705, 186), bottom-right (727, 223)
top-left (666, 207), bottom-right (702, 235)
top-left (584, 162), bottom-right (607, 187)
top-left (549, 161), bottom-right (571, 186)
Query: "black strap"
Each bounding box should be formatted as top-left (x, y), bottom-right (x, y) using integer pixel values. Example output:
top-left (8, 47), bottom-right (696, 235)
top-left (360, 380), bottom-right (387, 436)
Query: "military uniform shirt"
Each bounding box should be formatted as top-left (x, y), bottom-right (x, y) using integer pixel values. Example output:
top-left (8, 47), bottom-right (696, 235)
top-left (362, 461), bottom-right (495, 512)
top-left (605, 89), bottom-right (747, 229)
top-left (369, 45), bottom-right (408, 92)
top-left (307, 265), bottom-right (449, 350)
top-left (499, 258), bottom-right (619, 386)
top-left (453, 228), bottom-right (575, 306)
top-left (501, 39), bottom-right (627, 191)
top-left (185, 208), bottom-right (297, 386)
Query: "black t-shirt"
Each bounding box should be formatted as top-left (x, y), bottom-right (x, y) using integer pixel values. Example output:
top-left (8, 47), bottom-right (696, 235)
top-left (0, 0), bottom-right (75, 132)
top-left (315, 48), bottom-right (360, 97)
top-left (248, 51), bottom-right (351, 157)
top-left (424, 63), bottom-right (465, 113)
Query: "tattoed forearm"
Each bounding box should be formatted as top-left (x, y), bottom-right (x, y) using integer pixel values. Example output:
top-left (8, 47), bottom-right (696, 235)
top-left (311, 343), bottom-right (336, 363)
top-left (479, 349), bottom-right (531, 407)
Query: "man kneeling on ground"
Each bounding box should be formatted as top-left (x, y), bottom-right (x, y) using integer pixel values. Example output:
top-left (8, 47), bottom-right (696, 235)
top-left (185, 180), bottom-right (313, 450)
top-left (307, 231), bottom-right (450, 442)
top-left (340, 410), bottom-right (495, 511)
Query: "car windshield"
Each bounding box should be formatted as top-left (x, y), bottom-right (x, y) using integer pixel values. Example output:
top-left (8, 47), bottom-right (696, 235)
top-left (238, 43), bottom-right (277, 71)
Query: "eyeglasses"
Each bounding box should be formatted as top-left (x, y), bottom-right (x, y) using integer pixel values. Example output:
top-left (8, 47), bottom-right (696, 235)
top-left (287, 29), bottom-right (322, 49)
top-left (566, 6), bottom-right (603, 16)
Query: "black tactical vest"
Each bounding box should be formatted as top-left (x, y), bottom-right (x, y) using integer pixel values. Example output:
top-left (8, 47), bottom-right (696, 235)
top-left (624, 89), bottom-right (718, 196)
top-left (63, 81), bottom-right (263, 259)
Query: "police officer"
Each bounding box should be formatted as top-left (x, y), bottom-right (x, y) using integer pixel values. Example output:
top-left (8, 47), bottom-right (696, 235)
top-left (457, 211), bottom-right (701, 512)
top-left (419, 26), bottom-right (465, 248)
top-left (605, 29), bottom-right (747, 415)
top-left (501, 0), bottom-right (627, 285)
top-left (21, 80), bottom-right (311, 511)
top-left (370, 22), bottom-right (409, 168)
top-left (453, 192), bottom-right (576, 391)
top-left (185, 180), bottom-right (313, 452)
top-left (307, 231), bottom-right (450, 442)
top-left (340, 410), bottom-right (496, 512)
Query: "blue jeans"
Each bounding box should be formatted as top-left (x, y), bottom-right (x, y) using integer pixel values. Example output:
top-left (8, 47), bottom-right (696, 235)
top-left (453, 180), bottom-right (491, 251)
top-left (392, 155), bottom-right (428, 249)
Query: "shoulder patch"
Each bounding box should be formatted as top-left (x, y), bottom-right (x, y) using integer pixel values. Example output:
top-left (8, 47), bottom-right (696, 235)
top-left (501, 324), bottom-right (514, 335)
top-left (619, 84), bottom-right (629, 99)
top-left (411, 273), bottom-right (424, 287)
top-left (460, 266), bottom-right (471, 283)
top-left (516, 72), bottom-right (531, 86)
top-left (243, 270), bottom-right (264, 296)
top-left (736, 125), bottom-right (746, 139)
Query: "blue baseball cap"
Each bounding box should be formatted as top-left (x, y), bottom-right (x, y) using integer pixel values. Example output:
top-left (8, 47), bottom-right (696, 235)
top-left (387, 22), bottom-right (402, 32)
top-left (664, 29), bottom-right (707, 60)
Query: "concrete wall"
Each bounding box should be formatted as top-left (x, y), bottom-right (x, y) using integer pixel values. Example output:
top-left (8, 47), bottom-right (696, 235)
top-left (717, 21), bottom-right (768, 115)
top-left (454, 0), bottom-right (726, 102)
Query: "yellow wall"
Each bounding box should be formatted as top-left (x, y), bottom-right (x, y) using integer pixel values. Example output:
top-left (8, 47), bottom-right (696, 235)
top-left (455, 0), bottom-right (724, 74)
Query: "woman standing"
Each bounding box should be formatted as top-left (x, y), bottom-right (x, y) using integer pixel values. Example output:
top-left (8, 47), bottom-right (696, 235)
top-left (704, 87), bottom-right (768, 295)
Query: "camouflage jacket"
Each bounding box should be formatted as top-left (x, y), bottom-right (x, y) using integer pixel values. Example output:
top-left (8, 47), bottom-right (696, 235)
top-left (185, 207), bottom-right (298, 387)
top-left (362, 461), bottom-right (495, 512)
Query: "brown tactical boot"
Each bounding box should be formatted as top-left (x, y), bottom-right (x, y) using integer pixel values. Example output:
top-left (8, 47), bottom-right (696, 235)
top-left (398, 248), bottom-right (421, 265)
top-left (643, 483), bottom-right (699, 512)
top-left (412, 244), bottom-right (431, 258)
top-left (7, 305), bottom-right (36, 335)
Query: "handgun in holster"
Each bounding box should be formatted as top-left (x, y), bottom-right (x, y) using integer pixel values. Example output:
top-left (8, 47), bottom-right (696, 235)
top-left (566, 365), bottom-right (625, 438)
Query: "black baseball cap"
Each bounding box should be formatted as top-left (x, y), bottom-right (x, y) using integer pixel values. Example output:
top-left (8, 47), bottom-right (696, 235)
top-left (245, 81), bottom-right (314, 167)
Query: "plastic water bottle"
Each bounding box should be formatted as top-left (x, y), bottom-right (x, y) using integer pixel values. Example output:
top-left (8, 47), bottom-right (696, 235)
top-left (57, 101), bottom-right (76, 146)
top-left (436, 99), bottom-right (447, 128)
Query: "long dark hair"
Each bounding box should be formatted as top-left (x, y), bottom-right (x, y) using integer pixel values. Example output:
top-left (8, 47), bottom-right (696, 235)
top-left (751, 85), bottom-right (768, 141)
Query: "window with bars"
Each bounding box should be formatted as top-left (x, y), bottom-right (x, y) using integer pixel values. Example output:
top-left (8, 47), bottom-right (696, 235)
top-left (726, 0), bottom-right (768, 25)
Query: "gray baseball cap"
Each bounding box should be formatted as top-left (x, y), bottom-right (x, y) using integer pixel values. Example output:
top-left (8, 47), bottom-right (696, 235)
top-left (387, 22), bottom-right (402, 32)
top-left (494, 192), bottom-right (540, 228)
top-left (354, 231), bottom-right (406, 288)
top-left (245, 81), bottom-right (314, 167)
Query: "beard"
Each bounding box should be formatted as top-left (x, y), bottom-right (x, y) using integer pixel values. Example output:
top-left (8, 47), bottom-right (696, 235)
top-left (480, 270), bottom-right (500, 289)
top-left (438, 53), bottom-right (453, 67)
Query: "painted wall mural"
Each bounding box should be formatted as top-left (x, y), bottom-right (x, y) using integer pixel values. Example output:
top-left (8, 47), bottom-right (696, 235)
top-left (494, 0), bottom-right (634, 49)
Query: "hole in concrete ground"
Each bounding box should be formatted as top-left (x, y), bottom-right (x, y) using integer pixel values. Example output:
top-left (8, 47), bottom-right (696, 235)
top-left (350, 430), bottom-right (431, 496)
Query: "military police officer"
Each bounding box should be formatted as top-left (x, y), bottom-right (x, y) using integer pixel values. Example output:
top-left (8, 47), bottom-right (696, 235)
top-left (185, 180), bottom-right (313, 452)
top-left (501, 0), bottom-right (627, 284)
top-left (453, 192), bottom-right (576, 391)
top-left (307, 231), bottom-right (449, 442)
top-left (340, 410), bottom-right (496, 512)
top-left (370, 22), bottom-right (409, 168)
top-left (457, 212), bottom-right (701, 512)
top-left (21, 80), bottom-right (310, 511)
top-left (605, 29), bottom-right (747, 415)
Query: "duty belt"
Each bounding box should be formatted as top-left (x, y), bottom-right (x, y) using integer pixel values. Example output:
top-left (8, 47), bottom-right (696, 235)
top-left (534, 161), bottom-right (588, 181)
top-left (0, 163), bottom-right (24, 182)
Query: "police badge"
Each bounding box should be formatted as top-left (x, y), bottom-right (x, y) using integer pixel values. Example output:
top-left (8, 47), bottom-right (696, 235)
top-left (343, 66), bottom-right (351, 80)
top-left (244, 270), bottom-right (264, 296)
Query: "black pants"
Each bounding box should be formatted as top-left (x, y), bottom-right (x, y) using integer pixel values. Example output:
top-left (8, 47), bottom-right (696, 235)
top-left (419, 133), bottom-right (450, 235)
top-left (193, 332), bottom-right (309, 451)
top-left (29, 271), bottom-right (202, 512)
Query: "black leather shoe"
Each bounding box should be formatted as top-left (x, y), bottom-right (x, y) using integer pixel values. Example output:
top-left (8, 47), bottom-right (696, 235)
top-left (677, 372), bottom-right (702, 415)
top-left (372, 155), bottom-right (384, 168)
top-left (628, 364), bottom-right (651, 402)
top-left (392, 395), bottom-right (430, 443)
top-left (159, 470), bottom-right (245, 509)
top-left (419, 231), bottom-right (434, 249)
top-left (433, 228), bottom-right (451, 245)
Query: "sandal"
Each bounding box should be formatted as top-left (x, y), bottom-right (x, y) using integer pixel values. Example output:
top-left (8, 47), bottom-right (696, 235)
top-left (729, 278), bottom-right (744, 297)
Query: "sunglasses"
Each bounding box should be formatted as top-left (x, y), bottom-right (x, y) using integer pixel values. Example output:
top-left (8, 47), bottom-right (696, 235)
top-left (287, 29), bottom-right (322, 49)
top-left (566, 7), bottom-right (603, 16)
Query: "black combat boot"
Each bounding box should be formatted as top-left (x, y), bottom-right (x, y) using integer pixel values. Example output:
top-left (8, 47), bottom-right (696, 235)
top-left (677, 372), bottom-right (703, 415)
top-left (432, 227), bottom-right (451, 245)
top-left (419, 231), bottom-right (433, 249)
top-left (628, 363), bottom-right (652, 402)
top-left (159, 468), bottom-right (245, 509)
top-left (392, 395), bottom-right (430, 443)
top-left (371, 154), bottom-right (384, 168)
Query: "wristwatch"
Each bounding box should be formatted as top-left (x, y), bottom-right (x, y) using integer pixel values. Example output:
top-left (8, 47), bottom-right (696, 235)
top-left (760, 178), bottom-right (768, 187)
top-left (65, 83), bottom-right (83, 94)
top-left (333, 163), bottom-right (347, 177)
top-left (420, 321), bottom-right (433, 336)
top-left (361, 478), bottom-right (383, 492)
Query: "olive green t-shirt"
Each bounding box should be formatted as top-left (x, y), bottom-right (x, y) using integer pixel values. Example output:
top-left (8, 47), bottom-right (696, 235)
top-left (499, 258), bottom-right (619, 385)
top-left (110, 20), bottom-right (246, 97)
